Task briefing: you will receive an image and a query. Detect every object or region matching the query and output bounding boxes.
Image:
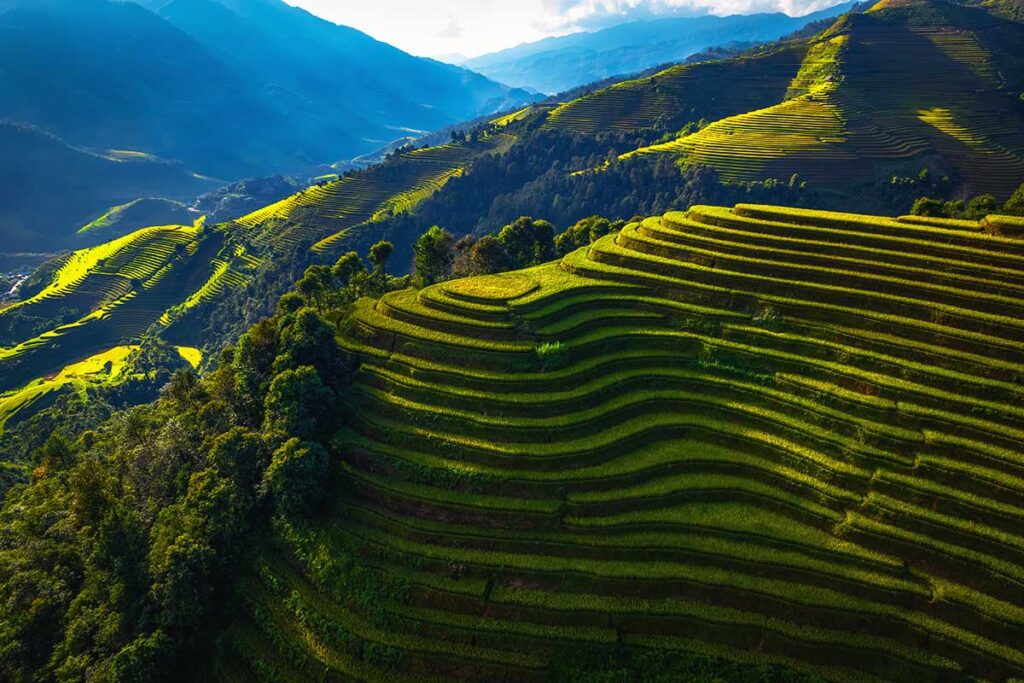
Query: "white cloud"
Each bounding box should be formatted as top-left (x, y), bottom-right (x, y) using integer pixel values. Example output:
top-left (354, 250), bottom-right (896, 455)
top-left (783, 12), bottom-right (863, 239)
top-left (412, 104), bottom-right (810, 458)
top-left (288, 0), bottom-right (840, 58)
top-left (538, 0), bottom-right (843, 31)
top-left (437, 17), bottom-right (464, 39)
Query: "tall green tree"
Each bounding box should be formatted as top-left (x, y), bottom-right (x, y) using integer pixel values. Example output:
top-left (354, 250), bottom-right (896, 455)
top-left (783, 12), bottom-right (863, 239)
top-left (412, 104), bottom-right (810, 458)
top-left (261, 439), bottom-right (328, 519)
top-left (497, 217), bottom-right (555, 268)
top-left (413, 226), bottom-right (455, 287)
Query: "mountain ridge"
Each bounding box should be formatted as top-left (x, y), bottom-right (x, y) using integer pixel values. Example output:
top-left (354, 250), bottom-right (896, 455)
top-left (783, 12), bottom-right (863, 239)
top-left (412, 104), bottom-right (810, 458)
top-left (462, 2), bottom-right (857, 94)
top-left (0, 0), bottom-right (536, 181)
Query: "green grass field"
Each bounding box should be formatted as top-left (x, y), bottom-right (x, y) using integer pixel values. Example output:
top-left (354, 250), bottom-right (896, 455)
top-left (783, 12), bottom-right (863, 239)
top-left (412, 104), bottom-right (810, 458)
top-left (219, 200), bottom-right (1024, 681)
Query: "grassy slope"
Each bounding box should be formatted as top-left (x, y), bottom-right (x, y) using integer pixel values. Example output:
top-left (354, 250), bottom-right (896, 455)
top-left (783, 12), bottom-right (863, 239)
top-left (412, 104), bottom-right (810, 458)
top-left (548, 0), bottom-right (1024, 198)
top-left (0, 223), bottom-right (259, 408)
top-left (77, 198), bottom-right (194, 245)
top-left (0, 122), bottom-right (521, 431)
top-left (236, 128), bottom-right (518, 255)
top-left (219, 202), bottom-right (1024, 681)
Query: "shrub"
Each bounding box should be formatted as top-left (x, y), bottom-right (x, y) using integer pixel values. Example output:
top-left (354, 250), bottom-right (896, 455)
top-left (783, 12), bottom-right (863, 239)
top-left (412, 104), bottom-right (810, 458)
top-left (535, 341), bottom-right (569, 371)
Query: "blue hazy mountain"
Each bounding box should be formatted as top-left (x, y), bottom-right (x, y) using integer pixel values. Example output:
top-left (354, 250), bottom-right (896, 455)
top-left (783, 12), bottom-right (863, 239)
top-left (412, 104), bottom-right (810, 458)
top-left (461, 2), bottom-right (855, 94)
top-left (0, 0), bottom-right (536, 180)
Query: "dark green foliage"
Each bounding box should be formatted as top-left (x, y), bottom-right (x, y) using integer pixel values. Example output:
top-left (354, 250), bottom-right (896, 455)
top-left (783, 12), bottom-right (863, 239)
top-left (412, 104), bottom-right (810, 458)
top-left (0, 240), bottom-right (408, 681)
top-left (331, 252), bottom-right (364, 287)
top-left (911, 196), bottom-right (963, 217)
top-left (263, 367), bottom-right (333, 442)
top-left (368, 127), bottom-right (822, 252)
top-left (296, 265), bottom-right (334, 311)
top-left (496, 216), bottom-right (556, 267)
top-left (262, 439), bottom-right (328, 519)
top-left (964, 194), bottom-right (999, 219)
top-left (413, 226), bottom-right (455, 287)
top-left (425, 214), bottom-right (626, 283)
top-left (463, 234), bottom-right (511, 276)
top-left (1002, 183), bottom-right (1024, 216)
top-left (553, 215), bottom-right (624, 256)
top-left (911, 183), bottom-right (1024, 219)
top-left (553, 645), bottom-right (821, 683)
top-left (368, 241), bottom-right (394, 271)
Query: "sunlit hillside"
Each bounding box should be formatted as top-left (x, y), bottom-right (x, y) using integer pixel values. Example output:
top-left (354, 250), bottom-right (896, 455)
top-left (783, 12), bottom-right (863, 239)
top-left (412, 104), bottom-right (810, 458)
top-left (221, 203), bottom-right (1024, 681)
top-left (551, 0), bottom-right (1024, 197)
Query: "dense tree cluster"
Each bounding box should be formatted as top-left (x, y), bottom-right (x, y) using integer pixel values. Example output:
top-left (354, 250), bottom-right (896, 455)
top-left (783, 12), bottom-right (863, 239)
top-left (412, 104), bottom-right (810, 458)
top-left (912, 182), bottom-right (1024, 219)
top-left (369, 128), bottom-right (816, 258)
top-left (412, 215), bottom-right (626, 285)
top-left (0, 244), bottom-right (405, 683)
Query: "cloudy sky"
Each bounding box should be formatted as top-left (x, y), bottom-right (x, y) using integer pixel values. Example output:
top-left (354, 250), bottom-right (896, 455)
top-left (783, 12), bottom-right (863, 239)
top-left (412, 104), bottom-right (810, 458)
top-left (287, 0), bottom-right (840, 59)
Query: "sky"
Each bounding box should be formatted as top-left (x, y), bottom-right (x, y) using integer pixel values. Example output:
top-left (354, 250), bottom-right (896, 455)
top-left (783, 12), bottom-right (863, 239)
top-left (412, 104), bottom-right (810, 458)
top-left (286, 0), bottom-right (840, 60)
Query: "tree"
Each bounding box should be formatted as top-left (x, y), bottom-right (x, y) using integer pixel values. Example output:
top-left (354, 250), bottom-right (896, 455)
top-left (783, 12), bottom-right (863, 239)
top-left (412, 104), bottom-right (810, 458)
top-left (208, 427), bottom-right (267, 494)
top-left (469, 236), bottom-right (511, 275)
top-left (161, 369), bottom-right (200, 410)
top-left (276, 291), bottom-right (304, 314)
top-left (295, 264), bottom-right (333, 310)
top-left (33, 432), bottom-right (75, 471)
top-left (368, 241), bottom-right (394, 271)
top-left (413, 226), bottom-right (455, 287)
top-left (911, 197), bottom-right (959, 218)
top-left (450, 235), bottom-right (477, 278)
top-left (964, 194), bottom-right (998, 220)
top-left (262, 366), bottom-right (332, 441)
top-left (273, 308), bottom-right (340, 382)
top-left (332, 251), bottom-right (364, 287)
top-left (261, 438), bottom-right (328, 518)
top-left (554, 216), bottom-right (614, 256)
top-left (1003, 183), bottom-right (1024, 216)
top-left (497, 217), bottom-right (555, 268)
top-left (231, 319), bottom-right (280, 424)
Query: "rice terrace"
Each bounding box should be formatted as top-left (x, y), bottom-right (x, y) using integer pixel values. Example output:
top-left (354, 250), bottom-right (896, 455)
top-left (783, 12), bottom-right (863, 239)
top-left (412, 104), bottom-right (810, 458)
top-left (1, 0), bottom-right (1024, 681)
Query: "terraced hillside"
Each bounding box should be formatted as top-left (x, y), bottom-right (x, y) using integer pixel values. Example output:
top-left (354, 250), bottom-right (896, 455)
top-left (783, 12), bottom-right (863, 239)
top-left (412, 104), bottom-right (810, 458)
top-left (551, 0), bottom-right (1024, 197)
top-left (545, 44), bottom-right (812, 135)
top-left (0, 223), bottom-right (257, 402)
top-left (236, 132), bottom-right (516, 255)
top-left (221, 204), bottom-right (1024, 681)
top-left (0, 119), bottom-right (529, 433)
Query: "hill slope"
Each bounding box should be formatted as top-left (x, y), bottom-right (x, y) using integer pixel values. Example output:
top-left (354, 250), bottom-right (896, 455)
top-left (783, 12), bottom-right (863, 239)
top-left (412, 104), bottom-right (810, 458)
top-left (0, 222), bottom-right (258, 406)
top-left (221, 203), bottom-right (1024, 681)
top-left (0, 125), bottom-right (522, 429)
top-left (0, 122), bottom-right (212, 252)
top-left (0, 0), bottom-right (534, 180)
top-left (462, 3), bottom-right (854, 94)
top-left (548, 0), bottom-right (1024, 198)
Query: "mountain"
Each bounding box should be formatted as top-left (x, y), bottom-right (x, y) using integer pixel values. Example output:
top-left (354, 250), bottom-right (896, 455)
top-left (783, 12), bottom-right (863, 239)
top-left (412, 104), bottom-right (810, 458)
top-left (5, 0), bottom-right (1021, 414)
top-left (0, 122), bottom-right (521, 419)
top-left (6, 0), bottom-right (1024, 679)
top-left (0, 0), bottom-right (535, 181)
top-left (0, 121), bottom-right (213, 252)
top-left (548, 0), bottom-right (1024, 198)
top-left (462, 2), bottom-right (856, 94)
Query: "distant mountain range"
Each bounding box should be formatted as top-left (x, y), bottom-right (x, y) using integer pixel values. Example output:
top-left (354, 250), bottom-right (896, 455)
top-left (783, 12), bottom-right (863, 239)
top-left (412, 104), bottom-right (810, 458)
top-left (460, 2), bottom-right (856, 94)
top-left (0, 0), bottom-right (536, 182)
